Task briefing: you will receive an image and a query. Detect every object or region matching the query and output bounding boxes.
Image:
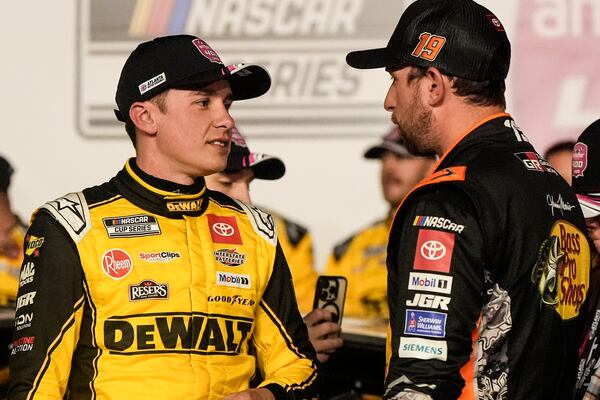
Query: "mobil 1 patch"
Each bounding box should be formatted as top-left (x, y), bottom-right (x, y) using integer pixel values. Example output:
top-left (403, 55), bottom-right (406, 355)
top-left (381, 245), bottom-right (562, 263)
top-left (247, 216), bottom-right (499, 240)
top-left (103, 214), bottom-right (161, 238)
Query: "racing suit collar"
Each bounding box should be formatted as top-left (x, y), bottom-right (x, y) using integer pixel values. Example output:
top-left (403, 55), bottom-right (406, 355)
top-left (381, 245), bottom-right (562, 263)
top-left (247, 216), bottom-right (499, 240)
top-left (113, 159), bottom-right (209, 218)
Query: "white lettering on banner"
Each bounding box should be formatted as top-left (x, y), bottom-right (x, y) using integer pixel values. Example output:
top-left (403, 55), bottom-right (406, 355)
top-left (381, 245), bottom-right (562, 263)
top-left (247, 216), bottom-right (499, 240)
top-left (531, 0), bottom-right (600, 38)
top-left (186, 0), bottom-right (362, 36)
top-left (406, 293), bottom-right (451, 311)
top-left (554, 76), bottom-right (600, 129)
top-left (398, 337), bottom-right (447, 361)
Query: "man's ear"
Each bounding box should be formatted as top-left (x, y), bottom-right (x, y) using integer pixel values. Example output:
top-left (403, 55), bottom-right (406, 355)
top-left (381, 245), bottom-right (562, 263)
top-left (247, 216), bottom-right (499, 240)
top-left (129, 102), bottom-right (158, 135)
top-left (423, 67), bottom-right (447, 107)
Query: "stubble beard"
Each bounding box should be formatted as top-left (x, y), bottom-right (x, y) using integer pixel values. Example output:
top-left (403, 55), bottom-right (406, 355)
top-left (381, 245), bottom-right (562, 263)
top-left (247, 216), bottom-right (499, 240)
top-left (391, 96), bottom-right (438, 157)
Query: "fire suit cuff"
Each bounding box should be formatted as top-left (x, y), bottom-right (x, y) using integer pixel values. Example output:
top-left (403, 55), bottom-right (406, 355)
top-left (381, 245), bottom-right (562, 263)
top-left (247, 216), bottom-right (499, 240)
top-left (262, 383), bottom-right (289, 399)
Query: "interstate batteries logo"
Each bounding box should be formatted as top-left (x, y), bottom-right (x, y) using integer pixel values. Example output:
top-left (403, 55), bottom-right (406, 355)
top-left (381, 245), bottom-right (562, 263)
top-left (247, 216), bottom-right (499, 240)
top-left (103, 215), bottom-right (161, 238)
top-left (77, 0), bottom-right (405, 138)
top-left (214, 249), bottom-right (246, 266)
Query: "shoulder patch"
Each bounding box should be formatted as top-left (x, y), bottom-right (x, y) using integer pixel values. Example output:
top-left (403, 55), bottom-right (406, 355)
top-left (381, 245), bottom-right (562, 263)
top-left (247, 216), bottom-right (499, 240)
top-left (40, 192), bottom-right (91, 244)
top-left (234, 200), bottom-right (277, 246)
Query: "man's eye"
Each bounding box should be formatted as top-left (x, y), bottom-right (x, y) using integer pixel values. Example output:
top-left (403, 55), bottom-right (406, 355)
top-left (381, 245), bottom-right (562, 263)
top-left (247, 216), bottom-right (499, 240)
top-left (196, 99), bottom-right (209, 107)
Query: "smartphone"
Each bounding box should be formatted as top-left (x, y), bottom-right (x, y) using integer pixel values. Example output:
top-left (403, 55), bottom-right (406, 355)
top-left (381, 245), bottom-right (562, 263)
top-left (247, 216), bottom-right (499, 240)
top-left (313, 275), bottom-right (347, 325)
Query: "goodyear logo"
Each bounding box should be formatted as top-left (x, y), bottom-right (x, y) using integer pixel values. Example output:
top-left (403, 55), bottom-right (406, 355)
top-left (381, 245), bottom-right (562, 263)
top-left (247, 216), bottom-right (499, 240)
top-left (166, 200), bottom-right (203, 212)
top-left (104, 312), bottom-right (253, 355)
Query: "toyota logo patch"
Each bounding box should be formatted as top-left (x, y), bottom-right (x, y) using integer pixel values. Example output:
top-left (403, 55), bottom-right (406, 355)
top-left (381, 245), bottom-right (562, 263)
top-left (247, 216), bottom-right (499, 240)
top-left (420, 240), bottom-right (447, 260)
top-left (413, 229), bottom-right (455, 273)
top-left (206, 214), bottom-right (243, 245)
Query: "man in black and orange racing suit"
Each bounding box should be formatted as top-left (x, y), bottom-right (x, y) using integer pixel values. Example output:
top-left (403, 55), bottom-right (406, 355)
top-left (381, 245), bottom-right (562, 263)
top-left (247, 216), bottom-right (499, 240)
top-left (346, 0), bottom-right (591, 399)
top-left (9, 35), bottom-right (316, 400)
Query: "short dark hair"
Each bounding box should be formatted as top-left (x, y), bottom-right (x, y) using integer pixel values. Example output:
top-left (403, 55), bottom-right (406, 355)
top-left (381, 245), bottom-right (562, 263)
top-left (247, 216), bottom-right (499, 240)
top-left (544, 140), bottom-right (575, 159)
top-left (124, 91), bottom-right (169, 147)
top-left (406, 66), bottom-right (506, 108)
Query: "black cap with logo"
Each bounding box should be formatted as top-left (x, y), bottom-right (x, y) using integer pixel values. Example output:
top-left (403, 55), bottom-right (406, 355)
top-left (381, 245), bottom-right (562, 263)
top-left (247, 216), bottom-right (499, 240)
top-left (225, 128), bottom-right (286, 181)
top-left (114, 35), bottom-right (271, 122)
top-left (573, 119), bottom-right (600, 218)
top-left (346, 0), bottom-right (511, 82)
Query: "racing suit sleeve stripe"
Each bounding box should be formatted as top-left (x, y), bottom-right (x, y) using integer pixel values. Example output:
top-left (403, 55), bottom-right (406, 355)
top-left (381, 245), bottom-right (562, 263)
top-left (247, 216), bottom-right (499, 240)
top-left (253, 243), bottom-right (318, 398)
top-left (28, 297), bottom-right (85, 399)
top-left (457, 323), bottom-right (479, 400)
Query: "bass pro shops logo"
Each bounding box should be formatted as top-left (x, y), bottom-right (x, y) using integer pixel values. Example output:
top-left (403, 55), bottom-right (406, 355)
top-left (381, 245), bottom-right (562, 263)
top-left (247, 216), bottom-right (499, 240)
top-left (531, 220), bottom-right (590, 320)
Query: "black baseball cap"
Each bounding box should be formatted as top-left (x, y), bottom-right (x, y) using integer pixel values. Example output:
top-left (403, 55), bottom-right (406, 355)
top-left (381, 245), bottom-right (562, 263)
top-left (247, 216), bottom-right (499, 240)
top-left (346, 0), bottom-right (511, 82)
top-left (225, 128), bottom-right (286, 181)
top-left (573, 119), bottom-right (600, 218)
top-left (364, 127), bottom-right (412, 159)
top-left (115, 35), bottom-right (271, 122)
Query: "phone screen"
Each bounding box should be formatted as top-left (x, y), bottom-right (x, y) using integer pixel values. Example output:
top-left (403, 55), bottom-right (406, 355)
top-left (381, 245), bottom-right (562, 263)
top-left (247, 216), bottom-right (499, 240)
top-left (313, 275), bottom-right (347, 325)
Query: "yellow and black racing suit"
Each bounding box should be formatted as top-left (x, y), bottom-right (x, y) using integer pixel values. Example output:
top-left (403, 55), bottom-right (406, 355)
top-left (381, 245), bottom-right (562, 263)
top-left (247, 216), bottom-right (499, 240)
top-left (9, 159), bottom-right (317, 399)
top-left (324, 218), bottom-right (391, 319)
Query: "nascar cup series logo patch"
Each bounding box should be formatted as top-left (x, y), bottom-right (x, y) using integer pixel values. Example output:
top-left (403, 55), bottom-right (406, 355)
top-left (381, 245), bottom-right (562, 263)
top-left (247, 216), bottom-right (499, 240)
top-left (531, 220), bottom-right (590, 320)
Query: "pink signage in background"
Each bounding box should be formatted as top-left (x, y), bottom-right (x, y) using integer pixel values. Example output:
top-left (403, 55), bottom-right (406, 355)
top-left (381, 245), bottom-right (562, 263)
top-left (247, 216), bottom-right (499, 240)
top-left (512, 0), bottom-right (600, 152)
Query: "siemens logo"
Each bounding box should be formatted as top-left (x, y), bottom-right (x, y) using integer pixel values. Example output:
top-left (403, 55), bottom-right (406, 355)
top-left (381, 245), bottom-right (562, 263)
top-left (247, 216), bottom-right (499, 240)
top-left (399, 337), bottom-right (447, 361)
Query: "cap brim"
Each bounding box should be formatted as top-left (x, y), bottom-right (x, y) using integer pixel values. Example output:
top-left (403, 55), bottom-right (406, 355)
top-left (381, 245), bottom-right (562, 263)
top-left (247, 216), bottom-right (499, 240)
top-left (249, 153), bottom-right (285, 180)
top-left (346, 47), bottom-right (397, 69)
top-left (228, 64), bottom-right (271, 100)
top-left (364, 142), bottom-right (411, 159)
top-left (577, 193), bottom-right (600, 218)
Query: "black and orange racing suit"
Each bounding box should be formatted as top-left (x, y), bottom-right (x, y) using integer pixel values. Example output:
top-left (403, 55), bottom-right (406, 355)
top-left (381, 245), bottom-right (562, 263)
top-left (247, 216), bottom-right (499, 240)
top-left (385, 114), bottom-right (590, 399)
top-left (9, 159), bottom-right (317, 399)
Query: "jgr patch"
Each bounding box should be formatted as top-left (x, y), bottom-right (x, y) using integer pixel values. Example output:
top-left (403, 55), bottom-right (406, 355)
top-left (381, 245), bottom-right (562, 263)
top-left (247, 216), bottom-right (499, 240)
top-left (413, 229), bottom-right (455, 273)
top-left (16, 292), bottom-right (36, 312)
top-left (404, 309), bottom-right (447, 338)
top-left (129, 280), bottom-right (168, 302)
top-left (216, 272), bottom-right (251, 289)
top-left (214, 249), bottom-right (247, 266)
top-left (103, 312), bottom-right (252, 355)
top-left (398, 337), bottom-right (447, 361)
top-left (103, 214), bottom-right (161, 238)
top-left (514, 152), bottom-right (558, 175)
top-left (24, 235), bottom-right (44, 257)
top-left (413, 215), bottom-right (464, 234)
top-left (207, 215), bottom-right (243, 245)
top-left (406, 293), bottom-right (451, 310)
top-left (408, 272), bottom-right (452, 294)
top-left (531, 221), bottom-right (589, 320)
top-left (102, 249), bottom-right (133, 279)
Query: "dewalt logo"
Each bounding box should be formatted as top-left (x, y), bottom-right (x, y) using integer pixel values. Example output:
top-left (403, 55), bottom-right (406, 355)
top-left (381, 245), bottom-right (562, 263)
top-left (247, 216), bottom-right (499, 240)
top-left (103, 312), bottom-right (253, 355)
top-left (166, 200), bottom-right (203, 212)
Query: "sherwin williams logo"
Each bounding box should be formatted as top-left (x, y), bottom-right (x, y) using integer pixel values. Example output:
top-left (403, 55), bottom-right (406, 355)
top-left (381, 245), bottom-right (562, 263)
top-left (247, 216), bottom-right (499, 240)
top-left (25, 235), bottom-right (45, 257)
top-left (102, 249), bottom-right (133, 279)
top-left (404, 310), bottom-right (447, 338)
top-left (214, 249), bottom-right (246, 266)
top-left (216, 272), bottom-right (250, 289)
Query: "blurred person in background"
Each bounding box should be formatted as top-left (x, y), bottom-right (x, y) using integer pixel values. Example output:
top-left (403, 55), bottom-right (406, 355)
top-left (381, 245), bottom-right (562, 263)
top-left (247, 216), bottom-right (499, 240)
top-left (545, 140), bottom-right (575, 184)
top-left (572, 120), bottom-right (600, 400)
top-left (324, 127), bottom-right (435, 319)
top-left (206, 127), bottom-right (342, 363)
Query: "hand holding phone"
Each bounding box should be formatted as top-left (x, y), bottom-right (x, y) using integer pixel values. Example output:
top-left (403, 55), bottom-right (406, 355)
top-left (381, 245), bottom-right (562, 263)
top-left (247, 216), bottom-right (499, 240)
top-left (312, 275), bottom-right (347, 325)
